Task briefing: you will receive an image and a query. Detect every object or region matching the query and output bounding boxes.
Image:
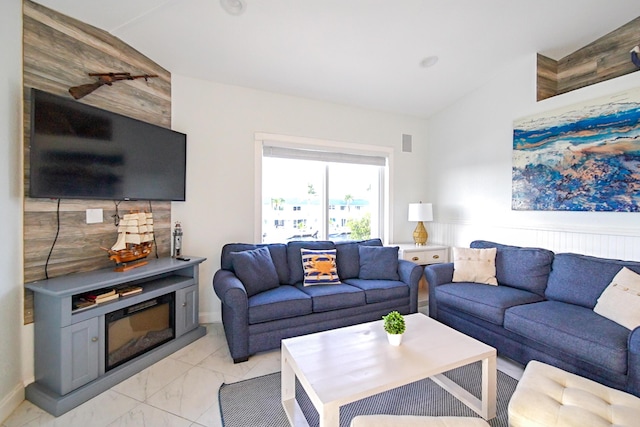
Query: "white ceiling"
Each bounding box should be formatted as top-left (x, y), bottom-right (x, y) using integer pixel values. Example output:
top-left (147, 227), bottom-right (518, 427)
top-left (34, 0), bottom-right (640, 118)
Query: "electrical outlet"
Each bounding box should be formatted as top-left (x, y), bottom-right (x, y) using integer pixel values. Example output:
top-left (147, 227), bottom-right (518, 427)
top-left (86, 209), bottom-right (103, 224)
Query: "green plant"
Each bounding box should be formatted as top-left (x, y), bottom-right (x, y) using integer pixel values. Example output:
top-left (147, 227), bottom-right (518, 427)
top-left (346, 213), bottom-right (371, 240)
top-left (382, 311), bottom-right (405, 335)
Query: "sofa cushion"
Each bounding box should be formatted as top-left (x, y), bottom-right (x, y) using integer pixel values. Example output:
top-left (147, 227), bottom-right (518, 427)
top-left (344, 278), bottom-right (408, 304)
top-left (248, 285), bottom-right (312, 324)
top-left (296, 283), bottom-right (365, 312)
top-left (452, 247), bottom-right (497, 285)
top-left (229, 246), bottom-right (280, 297)
top-left (301, 249), bottom-right (341, 286)
top-left (471, 240), bottom-right (554, 297)
top-left (504, 301), bottom-right (630, 375)
top-left (221, 243), bottom-right (289, 284)
top-left (358, 246), bottom-right (400, 280)
top-left (594, 267), bottom-right (640, 330)
top-left (335, 238), bottom-right (383, 280)
top-left (435, 282), bottom-right (544, 326)
top-left (286, 241), bottom-right (336, 285)
top-left (545, 253), bottom-right (640, 308)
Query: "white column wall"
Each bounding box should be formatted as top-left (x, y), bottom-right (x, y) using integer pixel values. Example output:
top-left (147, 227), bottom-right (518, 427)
top-left (1, 0), bottom-right (25, 421)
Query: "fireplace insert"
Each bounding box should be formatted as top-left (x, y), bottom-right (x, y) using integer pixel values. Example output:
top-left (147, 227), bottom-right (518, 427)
top-left (105, 293), bottom-right (175, 371)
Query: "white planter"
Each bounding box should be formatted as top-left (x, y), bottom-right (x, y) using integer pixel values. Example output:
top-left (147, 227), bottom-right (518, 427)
top-left (387, 332), bottom-right (403, 346)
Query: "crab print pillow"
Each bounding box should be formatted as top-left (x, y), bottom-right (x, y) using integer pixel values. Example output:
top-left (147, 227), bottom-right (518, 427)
top-left (301, 249), bottom-right (341, 286)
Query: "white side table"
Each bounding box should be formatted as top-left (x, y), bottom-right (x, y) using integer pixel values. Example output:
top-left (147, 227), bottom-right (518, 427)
top-left (395, 243), bottom-right (450, 306)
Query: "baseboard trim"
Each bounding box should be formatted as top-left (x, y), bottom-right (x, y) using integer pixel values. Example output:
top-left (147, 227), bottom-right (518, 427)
top-left (0, 382), bottom-right (24, 424)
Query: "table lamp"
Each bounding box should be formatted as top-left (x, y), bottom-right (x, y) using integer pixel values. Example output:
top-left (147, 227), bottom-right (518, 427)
top-left (408, 202), bottom-right (433, 245)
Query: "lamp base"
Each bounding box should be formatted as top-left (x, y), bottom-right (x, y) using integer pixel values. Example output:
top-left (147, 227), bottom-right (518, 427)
top-left (412, 221), bottom-right (429, 246)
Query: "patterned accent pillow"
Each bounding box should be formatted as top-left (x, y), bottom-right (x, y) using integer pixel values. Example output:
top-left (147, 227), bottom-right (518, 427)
top-left (301, 249), bottom-right (341, 286)
top-left (452, 247), bottom-right (498, 286)
top-left (594, 267), bottom-right (640, 330)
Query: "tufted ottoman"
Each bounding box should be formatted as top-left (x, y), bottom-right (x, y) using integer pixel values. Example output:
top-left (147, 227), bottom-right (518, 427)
top-left (350, 415), bottom-right (490, 427)
top-left (508, 361), bottom-right (640, 427)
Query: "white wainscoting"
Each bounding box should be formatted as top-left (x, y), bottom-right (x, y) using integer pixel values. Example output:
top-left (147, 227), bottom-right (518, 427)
top-left (427, 221), bottom-right (640, 262)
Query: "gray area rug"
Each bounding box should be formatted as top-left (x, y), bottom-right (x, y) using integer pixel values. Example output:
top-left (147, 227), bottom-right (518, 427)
top-left (219, 361), bottom-right (517, 427)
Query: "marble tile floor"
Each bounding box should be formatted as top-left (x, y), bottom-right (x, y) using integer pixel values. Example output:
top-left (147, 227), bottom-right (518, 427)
top-left (3, 316), bottom-right (524, 427)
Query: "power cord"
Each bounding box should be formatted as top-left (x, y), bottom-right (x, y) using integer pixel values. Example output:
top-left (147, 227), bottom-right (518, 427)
top-left (44, 199), bottom-right (61, 280)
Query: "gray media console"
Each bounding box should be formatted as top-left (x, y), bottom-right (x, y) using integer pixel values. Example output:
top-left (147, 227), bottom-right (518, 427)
top-left (25, 256), bottom-right (207, 416)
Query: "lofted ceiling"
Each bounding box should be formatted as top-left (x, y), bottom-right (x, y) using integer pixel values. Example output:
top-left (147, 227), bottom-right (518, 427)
top-left (33, 0), bottom-right (640, 118)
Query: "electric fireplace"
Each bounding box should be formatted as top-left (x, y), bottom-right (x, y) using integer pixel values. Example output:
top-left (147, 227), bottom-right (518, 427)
top-left (105, 293), bottom-right (175, 371)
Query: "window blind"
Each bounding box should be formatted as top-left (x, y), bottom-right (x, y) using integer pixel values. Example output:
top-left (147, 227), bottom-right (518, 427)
top-left (263, 145), bottom-right (386, 167)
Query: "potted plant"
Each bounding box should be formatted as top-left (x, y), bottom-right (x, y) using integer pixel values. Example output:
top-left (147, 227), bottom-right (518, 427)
top-left (382, 310), bottom-right (406, 346)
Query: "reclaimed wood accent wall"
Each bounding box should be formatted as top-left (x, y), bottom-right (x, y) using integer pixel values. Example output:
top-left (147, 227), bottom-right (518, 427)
top-left (23, 0), bottom-right (173, 323)
top-left (537, 16), bottom-right (640, 101)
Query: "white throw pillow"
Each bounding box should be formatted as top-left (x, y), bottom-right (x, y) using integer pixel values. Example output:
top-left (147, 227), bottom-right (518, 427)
top-left (452, 247), bottom-right (498, 286)
top-left (594, 267), bottom-right (640, 330)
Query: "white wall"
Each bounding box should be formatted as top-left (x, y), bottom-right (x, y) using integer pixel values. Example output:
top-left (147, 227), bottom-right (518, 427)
top-left (171, 75), bottom-right (431, 322)
top-left (426, 54), bottom-right (640, 258)
top-left (0, 0), bottom-right (25, 422)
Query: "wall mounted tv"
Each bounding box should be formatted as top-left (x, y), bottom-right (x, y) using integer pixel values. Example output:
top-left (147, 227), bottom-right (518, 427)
top-left (29, 88), bottom-right (187, 201)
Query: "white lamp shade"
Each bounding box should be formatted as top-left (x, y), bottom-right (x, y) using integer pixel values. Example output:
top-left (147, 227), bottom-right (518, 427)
top-left (408, 203), bottom-right (433, 222)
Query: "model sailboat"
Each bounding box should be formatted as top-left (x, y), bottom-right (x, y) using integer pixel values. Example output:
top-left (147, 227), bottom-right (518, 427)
top-left (104, 212), bottom-right (154, 271)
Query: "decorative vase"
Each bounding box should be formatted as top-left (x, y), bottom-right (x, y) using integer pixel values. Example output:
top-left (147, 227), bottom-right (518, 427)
top-left (387, 332), bottom-right (403, 346)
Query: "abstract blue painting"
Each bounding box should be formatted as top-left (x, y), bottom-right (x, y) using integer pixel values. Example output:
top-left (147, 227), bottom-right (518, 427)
top-left (513, 88), bottom-right (640, 211)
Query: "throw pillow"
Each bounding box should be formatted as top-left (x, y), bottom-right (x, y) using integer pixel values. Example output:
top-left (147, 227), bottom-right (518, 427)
top-left (358, 246), bottom-right (400, 281)
top-left (452, 247), bottom-right (498, 286)
top-left (301, 249), bottom-right (341, 286)
top-left (229, 246), bottom-right (280, 297)
top-left (594, 267), bottom-right (640, 330)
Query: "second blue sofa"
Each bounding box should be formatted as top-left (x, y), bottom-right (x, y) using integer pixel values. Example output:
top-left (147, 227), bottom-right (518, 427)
top-left (425, 240), bottom-right (640, 397)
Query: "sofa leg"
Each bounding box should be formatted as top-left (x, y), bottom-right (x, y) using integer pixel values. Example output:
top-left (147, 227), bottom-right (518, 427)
top-left (233, 356), bottom-right (249, 364)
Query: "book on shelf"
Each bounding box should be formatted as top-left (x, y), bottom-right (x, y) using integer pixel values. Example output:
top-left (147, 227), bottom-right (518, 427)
top-left (72, 299), bottom-right (96, 312)
top-left (83, 288), bottom-right (116, 302)
top-left (117, 286), bottom-right (143, 297)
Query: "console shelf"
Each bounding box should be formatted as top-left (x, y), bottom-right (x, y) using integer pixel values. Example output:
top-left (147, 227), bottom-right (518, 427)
top-left (25, 256), bottom-right (207, 416)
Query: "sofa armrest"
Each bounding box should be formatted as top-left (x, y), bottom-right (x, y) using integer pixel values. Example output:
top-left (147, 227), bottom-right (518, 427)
top-left (425, 263), bottom-right (454, 320)
top-left (627, 327), bottom-right (640, 396)
top-left (398, 259), bottom-right (423, 313)
top-left (212, 269), bottom-right (250, 362)
top-left (213, 269), bottom-right (248, 306)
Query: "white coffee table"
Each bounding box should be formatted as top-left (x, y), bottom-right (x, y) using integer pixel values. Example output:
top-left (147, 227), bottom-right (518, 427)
top-left (281, 313), bottom-right (496, 427)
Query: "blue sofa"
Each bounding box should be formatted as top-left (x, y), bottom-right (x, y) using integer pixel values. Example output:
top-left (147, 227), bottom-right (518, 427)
top-left (213, 239), bottom-right (423, 363)
top-left (425, 240), bottom-right (640, 397)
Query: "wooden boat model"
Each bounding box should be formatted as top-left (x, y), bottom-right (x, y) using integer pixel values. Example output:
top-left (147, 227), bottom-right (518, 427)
top-left (103, 212), bottom-right (154, 272)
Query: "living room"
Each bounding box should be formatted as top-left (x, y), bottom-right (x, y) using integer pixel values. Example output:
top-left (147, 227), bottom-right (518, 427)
top-left (2, 0), bottom-right (640, 425)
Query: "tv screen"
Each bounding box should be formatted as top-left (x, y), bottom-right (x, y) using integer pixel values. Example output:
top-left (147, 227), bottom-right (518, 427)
top-left (29, 88), bottom-right (187, 201)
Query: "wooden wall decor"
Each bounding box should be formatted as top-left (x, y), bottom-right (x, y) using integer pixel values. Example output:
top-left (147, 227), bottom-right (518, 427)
top-left (23, 0), bottom-right (173, 323)
top-left (537, 16), bottom-right (640, 101)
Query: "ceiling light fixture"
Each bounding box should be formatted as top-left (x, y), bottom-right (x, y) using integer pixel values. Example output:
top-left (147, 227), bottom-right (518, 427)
top-left (220, 0), bottom-right (247, 16)
top-left (419, 56), bottom-right (439, 68)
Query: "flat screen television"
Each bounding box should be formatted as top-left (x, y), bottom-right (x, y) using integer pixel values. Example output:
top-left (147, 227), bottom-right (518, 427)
top-left (29, 88), bottom-right (187, 201)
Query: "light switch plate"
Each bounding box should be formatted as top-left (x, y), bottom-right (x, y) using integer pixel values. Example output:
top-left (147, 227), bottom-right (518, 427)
top-left (86, 208), bottom-right (103, 224)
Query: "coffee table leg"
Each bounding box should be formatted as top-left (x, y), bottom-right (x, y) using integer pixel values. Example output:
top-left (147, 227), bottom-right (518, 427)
top-left (482, 355), bottom-right (497, 419)
top-left (431, 354), bottom-right (497, 420)
top-left (282, 348), bottom-right (312, 427)
top-left (319, 403), bottom-right (339, 427)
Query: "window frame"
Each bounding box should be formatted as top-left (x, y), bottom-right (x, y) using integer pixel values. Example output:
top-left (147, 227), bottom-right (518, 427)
top-left (254, 132), bottom-right (394, 244)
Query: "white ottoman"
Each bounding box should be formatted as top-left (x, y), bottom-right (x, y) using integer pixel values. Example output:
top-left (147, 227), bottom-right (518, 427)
top-left (350, 415), bottom-right (490, 427)
top-left (508, 360), bottom-right (640, 427)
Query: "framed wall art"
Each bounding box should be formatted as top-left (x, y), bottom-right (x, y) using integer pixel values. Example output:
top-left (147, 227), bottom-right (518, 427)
top-left (513, 87), bottom-right (640, 211)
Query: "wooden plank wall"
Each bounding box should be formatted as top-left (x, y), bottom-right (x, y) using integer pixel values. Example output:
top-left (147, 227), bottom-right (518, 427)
top-left (537, 16), bottom-right (640, 101)
top-left (23, 0), bottom-right (173, 323)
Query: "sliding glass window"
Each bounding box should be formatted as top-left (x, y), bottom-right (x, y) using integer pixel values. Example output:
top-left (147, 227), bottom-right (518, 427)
top-left (261, 144), bottom-right (387, 243)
